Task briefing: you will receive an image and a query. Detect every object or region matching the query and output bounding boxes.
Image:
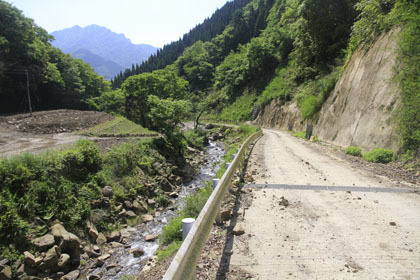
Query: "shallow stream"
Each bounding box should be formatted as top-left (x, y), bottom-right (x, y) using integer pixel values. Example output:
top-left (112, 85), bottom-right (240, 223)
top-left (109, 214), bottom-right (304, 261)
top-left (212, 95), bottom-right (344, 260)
top-left (83, 141), bottom-right (225, 279)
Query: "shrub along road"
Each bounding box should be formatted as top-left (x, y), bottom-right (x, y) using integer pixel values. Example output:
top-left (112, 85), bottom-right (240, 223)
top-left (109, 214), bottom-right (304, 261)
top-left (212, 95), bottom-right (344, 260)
top-left (226, 129), bottom-right (420, 279)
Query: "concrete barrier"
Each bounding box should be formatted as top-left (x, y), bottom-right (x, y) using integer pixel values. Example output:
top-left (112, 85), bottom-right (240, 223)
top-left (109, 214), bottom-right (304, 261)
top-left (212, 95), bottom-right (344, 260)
top-left (163, 130), bottom-right (262, 280)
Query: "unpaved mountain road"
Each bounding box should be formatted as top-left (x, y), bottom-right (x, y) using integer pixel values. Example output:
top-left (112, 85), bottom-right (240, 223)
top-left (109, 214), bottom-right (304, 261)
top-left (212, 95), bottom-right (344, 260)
top-left (227, 129), bottom-right (420, 279)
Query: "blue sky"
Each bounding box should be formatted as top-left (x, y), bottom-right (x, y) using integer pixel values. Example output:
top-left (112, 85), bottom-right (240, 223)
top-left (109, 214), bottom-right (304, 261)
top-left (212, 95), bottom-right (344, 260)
top-left (6, 0), bottom-right (231, 48)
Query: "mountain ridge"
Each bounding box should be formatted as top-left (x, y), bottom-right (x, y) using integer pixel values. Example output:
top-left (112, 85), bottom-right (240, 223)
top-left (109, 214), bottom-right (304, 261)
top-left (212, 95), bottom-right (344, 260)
top-left (51, 24), bottom-right (158, 79)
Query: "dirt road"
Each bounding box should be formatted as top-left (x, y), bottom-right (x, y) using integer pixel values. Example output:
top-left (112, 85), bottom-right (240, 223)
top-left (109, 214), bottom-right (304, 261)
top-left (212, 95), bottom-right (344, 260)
top-left (227, 129), bottom-right (420, 279)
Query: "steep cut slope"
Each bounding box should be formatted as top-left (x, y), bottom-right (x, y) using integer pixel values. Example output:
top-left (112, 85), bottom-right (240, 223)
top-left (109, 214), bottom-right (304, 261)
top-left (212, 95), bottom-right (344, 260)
top-left (256, 29), bottom-right (402, 152)
top-left (315, 29), bottom-right (401, 151)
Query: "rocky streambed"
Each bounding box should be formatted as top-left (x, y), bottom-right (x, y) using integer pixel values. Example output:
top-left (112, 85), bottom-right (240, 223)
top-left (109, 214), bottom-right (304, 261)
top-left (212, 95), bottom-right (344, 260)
top-left (78, 141), bottom-right (225, 280)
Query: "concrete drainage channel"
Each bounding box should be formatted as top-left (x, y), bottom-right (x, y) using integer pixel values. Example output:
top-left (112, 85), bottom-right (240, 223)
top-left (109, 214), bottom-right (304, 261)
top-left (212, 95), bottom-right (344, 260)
top-left (163, 130), bottom-right (263, 280)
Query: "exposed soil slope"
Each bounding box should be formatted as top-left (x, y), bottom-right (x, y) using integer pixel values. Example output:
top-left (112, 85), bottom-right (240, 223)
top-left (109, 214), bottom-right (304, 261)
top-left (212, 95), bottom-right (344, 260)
top-left (256, 29), bottom-right (402, 152)
top-left (0, 110), bottom-right (114, 157)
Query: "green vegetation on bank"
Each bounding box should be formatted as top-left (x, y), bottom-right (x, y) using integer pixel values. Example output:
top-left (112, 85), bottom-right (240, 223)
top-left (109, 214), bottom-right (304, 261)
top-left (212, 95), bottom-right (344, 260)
top-left (0, 129), bottom-right (208, 262)
top-left (345, 146), bottom-right (362, 157)
top-left (79, 116), bottom-right (155, 137)
top-left (363, 148), bottom-right (394, 163)
top-left (156, 124), bottom-right (258, 262)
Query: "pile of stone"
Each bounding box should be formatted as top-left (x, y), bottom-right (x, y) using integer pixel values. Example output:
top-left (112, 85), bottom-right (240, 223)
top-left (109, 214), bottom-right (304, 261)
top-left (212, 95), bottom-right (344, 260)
top-left (18, 223), bottom-right (81, 279)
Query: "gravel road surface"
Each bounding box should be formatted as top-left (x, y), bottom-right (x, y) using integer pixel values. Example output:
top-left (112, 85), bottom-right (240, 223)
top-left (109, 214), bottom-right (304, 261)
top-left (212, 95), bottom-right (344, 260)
top-left (227, 129), bottom-right (420, 279)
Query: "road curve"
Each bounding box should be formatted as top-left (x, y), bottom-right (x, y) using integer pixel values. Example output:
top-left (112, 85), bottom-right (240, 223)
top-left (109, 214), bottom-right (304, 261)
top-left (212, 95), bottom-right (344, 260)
top-left (227, 129), bottom-right (420, 279)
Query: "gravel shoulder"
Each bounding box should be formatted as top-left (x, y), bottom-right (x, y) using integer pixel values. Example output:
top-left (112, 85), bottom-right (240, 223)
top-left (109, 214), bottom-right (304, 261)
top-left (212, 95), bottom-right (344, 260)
top-left (226, 129), bottom-right (420, 279)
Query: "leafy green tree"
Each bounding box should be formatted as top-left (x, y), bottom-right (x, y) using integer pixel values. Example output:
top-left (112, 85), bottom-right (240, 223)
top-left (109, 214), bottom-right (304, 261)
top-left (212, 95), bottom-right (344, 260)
top-left (148, 96), bottom-right (192, 154)
top-left (176, 41), bottom-right (215, 91)
top-left (122, 69), bottom-right (189, 127)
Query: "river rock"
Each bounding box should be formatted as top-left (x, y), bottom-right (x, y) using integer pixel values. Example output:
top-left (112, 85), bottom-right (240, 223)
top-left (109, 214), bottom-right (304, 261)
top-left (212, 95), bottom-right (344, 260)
top-left (126, 211), bottom-right (137, 218)
top-left (87, 221), bottom-right (99, 240)
top-left (105, 231), bottom-right (121, 242)
top-left (147, 199), bottom-right (156, 207)
top-left (96, 233), bottom-right (107, 245)
top-left (32, 234), bottom-right (55, 252)
top-left (96, 254), bottom-right (110, 267)
top-left (132, 200), bottom-right (144, 213)
top-left (24, 251), bottom-right (37, 268)
top-left (57, 254), bottom-right (70, 272)
top-left (141, 214), bottom-right (154, 223)
top-left (102, 186), bottom-right (113, 197)
top-left (90, 209), bottom-right (108, 226)
top-left (43, 245), bottom-right (60, 270)
top-left (233, 224), bottom-right (245, 236)
top-left (50, 224), bottom-right (81, 265)
top-left (83, 246), bottom-right (100, 258)
top-left (159, 178), bottom-right (175, 192)
top-left (61, 270), bottom-right (79, 280)
top-left (0, 265), bottom-right (12, 280)
top-left (124, 200), bottom-right (133, 209)
top-left (139, 199), bottom-right (149, 210)
top-left (130, 248), bottom-right (145, 258)
top-left (109, 242), bottom-right (124, 248)
top-left (169, 192), bottom-right (179, 198)
top-left (87, 274), bottom-right (101, 280)
top-left (145, 234), bottom-right (159, 242)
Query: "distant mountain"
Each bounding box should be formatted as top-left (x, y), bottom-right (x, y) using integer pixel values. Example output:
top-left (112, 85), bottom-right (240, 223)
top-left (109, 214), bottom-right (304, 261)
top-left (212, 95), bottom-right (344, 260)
top-left (51, 25), bottom-right (158, 79)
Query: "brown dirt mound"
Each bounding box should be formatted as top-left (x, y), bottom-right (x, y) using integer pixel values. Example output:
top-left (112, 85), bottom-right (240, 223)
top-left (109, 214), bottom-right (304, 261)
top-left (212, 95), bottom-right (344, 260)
top-left (3, 109), bottom-right (114, 134)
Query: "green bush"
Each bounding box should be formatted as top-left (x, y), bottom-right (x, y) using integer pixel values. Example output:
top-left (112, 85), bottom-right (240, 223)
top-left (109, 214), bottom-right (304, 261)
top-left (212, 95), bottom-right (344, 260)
top-left (182, 184), bottom-right (212, 218)
top-left (62, 140), bottom-right (101, 182)
top-left (184, 128), bottom-right (208, 150)
top-left (364, 148), bottom-right (394, 163)
top-left (345, 146), bottom-right (362, 157)
top-left (160, 215), bottom-right (183, 246)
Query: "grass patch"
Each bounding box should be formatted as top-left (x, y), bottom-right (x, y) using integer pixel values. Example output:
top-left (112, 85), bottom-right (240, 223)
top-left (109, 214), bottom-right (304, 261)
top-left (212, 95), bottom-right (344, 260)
top-left (257, 68), bottom-right (294, 107)
top-left (80, 116), bottom-right (156, 137)
top-left (217, 92), bottom-right (257, 121)
top-left (345, 146), bottom-right (362, 157)
top-left (364, 148), bottom-right (394, 163)
top-left (292, 131), bottom-right (306, 139)
top-left (156, 241), bottom-right (182, 262)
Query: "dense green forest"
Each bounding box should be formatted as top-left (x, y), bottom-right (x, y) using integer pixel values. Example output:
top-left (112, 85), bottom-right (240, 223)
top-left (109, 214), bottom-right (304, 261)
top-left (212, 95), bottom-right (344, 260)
top-left (1, 0), bottom-right (418, 151)
top-left (105, 0), bottom-right (419, 153)
top-left (111, 0), bottom-right (254, 88)
top-left (0, 1), bottom-right (109, 114)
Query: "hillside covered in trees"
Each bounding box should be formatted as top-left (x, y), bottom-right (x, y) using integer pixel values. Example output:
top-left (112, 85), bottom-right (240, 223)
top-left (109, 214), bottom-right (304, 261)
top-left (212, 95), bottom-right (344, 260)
top-left (1, 0), bottom-right (419, 153)
top-left (102, 0), bottom-right (419, 154)
top-left (0, 1), bottom-right (110, 114)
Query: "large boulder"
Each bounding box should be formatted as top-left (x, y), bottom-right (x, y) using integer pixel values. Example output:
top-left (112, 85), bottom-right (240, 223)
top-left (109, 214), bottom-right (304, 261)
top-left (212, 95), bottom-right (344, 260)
top-left (50, 224), bottom-right (81, 266)
top-left (43, 245), bottom-right (60, 272)
top-left (90, 209), bottom-right (108, 227)
top-left (0, 265), bottom-right (12, 280)
top-left (105, 231), bottom-right (121, 242)
top-left (32, 234), bottom-right (55, 252)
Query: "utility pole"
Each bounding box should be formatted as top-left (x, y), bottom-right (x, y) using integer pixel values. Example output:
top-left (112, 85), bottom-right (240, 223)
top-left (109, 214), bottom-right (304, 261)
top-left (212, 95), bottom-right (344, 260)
top-left (25, 70), bottom-right (32, 117)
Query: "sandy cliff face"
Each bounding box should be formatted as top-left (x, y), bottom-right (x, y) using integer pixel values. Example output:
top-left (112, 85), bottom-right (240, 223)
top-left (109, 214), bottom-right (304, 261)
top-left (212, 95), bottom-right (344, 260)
top-left (256, 29), bottom-right (402, 152)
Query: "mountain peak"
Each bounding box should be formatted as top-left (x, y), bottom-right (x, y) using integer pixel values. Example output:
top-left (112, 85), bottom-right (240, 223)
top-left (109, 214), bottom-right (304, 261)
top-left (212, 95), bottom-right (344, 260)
top-left (51, 25), bottom-right (157, 79)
